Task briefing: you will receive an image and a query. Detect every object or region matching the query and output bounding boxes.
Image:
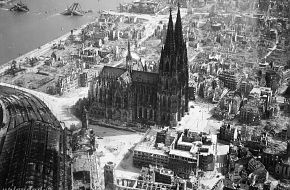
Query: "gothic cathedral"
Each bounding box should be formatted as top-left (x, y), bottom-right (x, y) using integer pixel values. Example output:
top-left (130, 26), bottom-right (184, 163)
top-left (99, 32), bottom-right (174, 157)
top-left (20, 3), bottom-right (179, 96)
top-left (88, 6), bottom-right (189, 127)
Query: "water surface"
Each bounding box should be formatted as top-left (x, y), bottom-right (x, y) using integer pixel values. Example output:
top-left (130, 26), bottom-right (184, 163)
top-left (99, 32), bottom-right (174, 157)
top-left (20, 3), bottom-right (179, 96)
top-left (0, 0), bottom-right (128, 64)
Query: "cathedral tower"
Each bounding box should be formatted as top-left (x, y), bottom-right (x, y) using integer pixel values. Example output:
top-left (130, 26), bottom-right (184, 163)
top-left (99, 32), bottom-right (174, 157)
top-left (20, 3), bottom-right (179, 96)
top-left (126, 40), bottom-right (133, 71)
top-left (157, 5), bottom-right (189, 127)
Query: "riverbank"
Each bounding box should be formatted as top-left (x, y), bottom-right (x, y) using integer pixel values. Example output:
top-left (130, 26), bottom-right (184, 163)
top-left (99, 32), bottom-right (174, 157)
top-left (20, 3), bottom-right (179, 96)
top-left (0, 19), bottom-right (96, 76)
top-left (0, 0), bottom-right (13, 5)
top-left (0, 0), bottom-right (19, 8)
top-left (0, 5), bottom-right (181, 93)
top-left (0, 0), bottom-right (194, 97)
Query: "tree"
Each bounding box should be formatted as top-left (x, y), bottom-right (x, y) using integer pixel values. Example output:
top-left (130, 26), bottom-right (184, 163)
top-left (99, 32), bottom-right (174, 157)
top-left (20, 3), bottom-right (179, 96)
top-left (212, 106), bottom-right (224, 120)
top-left (8, 60), bottom-right (17, 76)
top-left (46, 86), bottom-right (57, 95)
top-left (70, 123), bottom-right (80, 132)
top-left (271, 79), bottom-right (279, 94)
top-left (72, 98), bottom-right (90, 120)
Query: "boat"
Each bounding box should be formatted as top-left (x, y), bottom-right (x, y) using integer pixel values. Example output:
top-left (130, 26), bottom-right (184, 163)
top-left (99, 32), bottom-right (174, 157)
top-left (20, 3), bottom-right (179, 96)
top-left (10, 1), bottom-right (29, 12)
top-left (61, 3), bottom-right (84, 16)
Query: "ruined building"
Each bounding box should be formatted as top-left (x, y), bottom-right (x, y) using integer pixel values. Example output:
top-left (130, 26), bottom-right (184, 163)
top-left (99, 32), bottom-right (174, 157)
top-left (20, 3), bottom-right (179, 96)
top-left (218, 70), bottom-right (240, 91)
top-left (88, 6), bottom-right (189, 127)
top-left (72, 109), bottom-right (101, 190)
top-left (0, 85), bottom-right (72, 189)
top-left (104, 161), bottom-right (115, 190)
top-left (261, 141), bottom-right (290, 180)
top-left (133, 128), bottom-right (217, 179)
top-left (105, 162), bottom-right (188, 190)
top-left (218, 122), bottom-right (239, 142)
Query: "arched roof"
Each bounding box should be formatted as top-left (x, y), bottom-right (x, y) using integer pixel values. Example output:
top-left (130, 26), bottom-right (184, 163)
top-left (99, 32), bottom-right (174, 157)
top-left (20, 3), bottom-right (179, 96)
top-left (0, 85), bottom-right (61, 131)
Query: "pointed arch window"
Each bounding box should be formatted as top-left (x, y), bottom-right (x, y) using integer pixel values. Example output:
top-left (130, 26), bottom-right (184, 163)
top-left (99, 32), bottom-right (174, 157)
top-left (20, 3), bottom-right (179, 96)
top-left (162, 114), bottom-right (166, 122)
top-left (163, 96), bottom-right (166, 107)
top-left (99, 89), bottom-right (103, 103)
top-left (164, 60), bottom-right (169, 72)
top-left (139, 108), bottom-right (142, 118)
top-left (115, 94), bottom-right (122, 108)
top-left (139, 86), bottom-right (143, 103)
top-left (108, 90), bottom-right (113, 106)
top-left (144, 108), bottom-right (147, 119)
top-left (149, 110), bottom-right (153, 120)
top-left (151, 94), bottom-right (155, 105)
top-left (147, 94), bottom-right (150, 104)
top-left (124, 94), bottom-right (128, 108)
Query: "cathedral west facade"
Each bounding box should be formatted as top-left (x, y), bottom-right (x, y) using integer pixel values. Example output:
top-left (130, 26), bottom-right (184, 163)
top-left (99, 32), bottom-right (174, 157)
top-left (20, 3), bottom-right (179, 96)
top-left (88, 6), bottom-right (189, 127)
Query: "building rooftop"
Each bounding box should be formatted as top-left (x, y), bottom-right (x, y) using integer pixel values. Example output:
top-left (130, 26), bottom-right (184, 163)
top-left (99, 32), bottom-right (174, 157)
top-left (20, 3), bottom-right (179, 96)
top-left (281, 85), bottom-right (290, 98)
top-left (200, 135), bottom-right (216, 155)
top-left (115, 178), bottom-right (176, 190)
top-left (98, 66), bottom-right (158, 84)
top-left (135, 145), bottom-right (168, 156)
top-left (177, 134), bottom-right (193, 147)
top-left (263, 141), bottom-right (287, 155)
top-left (169, 149), bottom-right (197, 159)
top-left (242, 102), bottom-right (260, 112)
top-left (134, 128), bottom-right (169, 156)
top-left (0, 85), bottom-right (61, 131)
top-left (73, 154), bottom-right (92, 172)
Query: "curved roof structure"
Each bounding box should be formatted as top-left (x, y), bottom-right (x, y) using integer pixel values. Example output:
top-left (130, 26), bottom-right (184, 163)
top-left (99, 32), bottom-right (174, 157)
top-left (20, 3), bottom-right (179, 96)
top-left (0, 85), bottom-right (69, 189)
top-left (0, 85), bottom-right (61, 131)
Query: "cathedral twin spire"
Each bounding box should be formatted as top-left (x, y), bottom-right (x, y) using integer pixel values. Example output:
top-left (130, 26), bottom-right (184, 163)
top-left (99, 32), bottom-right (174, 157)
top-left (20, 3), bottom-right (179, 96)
top-left (164, 3), bottom-right (184, 54)
top-left (126, 40), bottom-right (133, 71)
top-left (164, 8), bottom-right (175, 55)
top-left (174, 4), bottom-right (184, 51)
top-left (126, 40), bottom-right (132, 62)
top-left (126, 5), bottom-right (185, 75)
top-left (160, 3), bottom-right (186, 74)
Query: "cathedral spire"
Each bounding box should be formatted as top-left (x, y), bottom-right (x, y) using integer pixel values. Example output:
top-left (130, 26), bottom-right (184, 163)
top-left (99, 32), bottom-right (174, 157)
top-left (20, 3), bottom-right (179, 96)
top-left (126, 40), bottom-right (132, 71)
top-left (126, 40), bottom-right (132, 62)
top-left (175, 2), bottom-right (183, 50)
top-left (159, 47), bottom-right (164, 72)
top-left (164, 7), bottom-right (175, 55)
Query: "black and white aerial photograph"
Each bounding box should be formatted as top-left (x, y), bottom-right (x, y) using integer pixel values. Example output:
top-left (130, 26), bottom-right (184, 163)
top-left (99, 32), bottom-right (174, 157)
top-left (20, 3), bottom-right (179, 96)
top-left (0, 0), bottom-right (290, 189)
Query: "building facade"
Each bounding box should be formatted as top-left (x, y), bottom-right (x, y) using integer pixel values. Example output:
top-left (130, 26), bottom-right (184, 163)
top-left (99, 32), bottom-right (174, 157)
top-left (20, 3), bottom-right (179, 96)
top-left (113, 165), bottom-right (188, 190)
top-left (88, 6), bottom-right (189, 127)
top-left (133, 128), bottom-right (216, 179)
top-left (219, 122), bottom-right (238, 142)
top-left (71, 113), bottom-right (101, 190)
top-left (218, 70), bottom-right (240, 91)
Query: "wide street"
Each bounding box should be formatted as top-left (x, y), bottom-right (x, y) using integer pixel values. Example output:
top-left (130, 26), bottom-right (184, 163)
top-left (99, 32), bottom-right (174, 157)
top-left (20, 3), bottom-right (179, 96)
top-left (177, 99), bottom-right (222, 134)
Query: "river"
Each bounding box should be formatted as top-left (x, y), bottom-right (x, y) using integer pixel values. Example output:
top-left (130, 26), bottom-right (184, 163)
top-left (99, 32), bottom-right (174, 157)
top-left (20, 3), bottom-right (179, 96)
top-left (0, 0), bottom-right (129, 65)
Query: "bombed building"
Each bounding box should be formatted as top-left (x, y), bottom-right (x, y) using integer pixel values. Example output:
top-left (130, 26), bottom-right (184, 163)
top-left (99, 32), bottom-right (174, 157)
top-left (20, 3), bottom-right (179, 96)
top-left (0, 85), bottom-right (72, 189)
top-left (133, 127), bottom-right (217, 179)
